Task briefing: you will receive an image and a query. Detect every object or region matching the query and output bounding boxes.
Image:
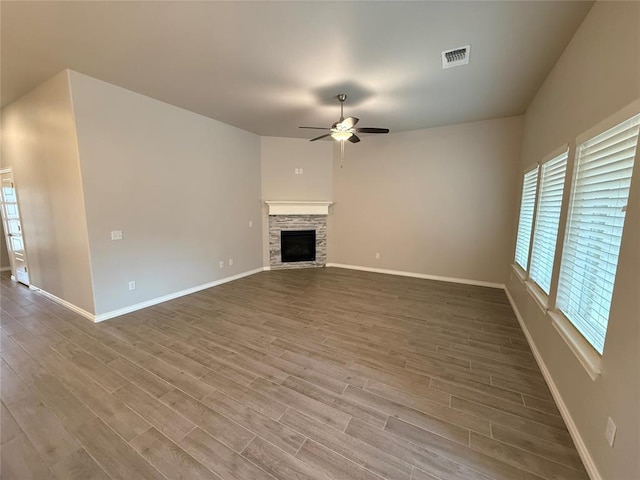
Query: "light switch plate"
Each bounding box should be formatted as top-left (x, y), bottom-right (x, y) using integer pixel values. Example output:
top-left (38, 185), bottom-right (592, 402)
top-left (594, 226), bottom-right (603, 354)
top-left (605, 417), bottom-right (616, 447)
top-left (111, 230), bottom-right (123, 240)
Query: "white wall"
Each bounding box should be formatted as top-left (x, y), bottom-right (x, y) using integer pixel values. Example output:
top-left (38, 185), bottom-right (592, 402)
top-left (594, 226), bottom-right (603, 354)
top-left (506, 2), bottom-right (640, 479)
top-left (1, 71), bottom-right (95, 312)
top-left (69, 71), bottom-right (263, 316)
top-left (328, 116), bottom-right (523, 285)
top-left (260, 136), bottom-right (332, 266)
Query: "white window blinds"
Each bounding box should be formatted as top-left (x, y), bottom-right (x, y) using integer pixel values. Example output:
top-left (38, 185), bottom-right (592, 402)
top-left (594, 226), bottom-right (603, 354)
top-left (557, 113), bottom-right (640, 354)
top-left (514, 167), bottom-right (539, 270)
top-left (529, 151), bottom-right (569, 294)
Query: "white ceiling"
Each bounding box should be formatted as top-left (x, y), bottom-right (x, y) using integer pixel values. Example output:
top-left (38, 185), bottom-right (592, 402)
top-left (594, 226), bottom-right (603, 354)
top-left (1, 1), bottom-right (593, 138)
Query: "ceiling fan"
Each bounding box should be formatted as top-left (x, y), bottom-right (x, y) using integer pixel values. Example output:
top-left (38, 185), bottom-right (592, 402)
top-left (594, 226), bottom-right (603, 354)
top-left (299, 94), bottom-right (389, 143)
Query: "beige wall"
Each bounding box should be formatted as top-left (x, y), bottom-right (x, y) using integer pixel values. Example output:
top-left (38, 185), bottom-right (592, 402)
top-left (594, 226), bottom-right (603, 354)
top-left (1, 71), bottom-right (95, 312)
top-left (69, 71), bottom-right (263, 316)
top-left (0, 223), bottom-right (10, 270)
top-left (260, 136), bottom-right (332, 265)
top-left (260, 136), bottom-right (333, 201)
top-left (506, 2), bottom-right (640, 479)
top-left (328, 116), bottom-right (523, 285)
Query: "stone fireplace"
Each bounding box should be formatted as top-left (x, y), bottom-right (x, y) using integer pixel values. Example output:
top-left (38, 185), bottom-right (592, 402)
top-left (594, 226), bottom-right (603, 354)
top-left (266, 201), bottom-right (332, 270)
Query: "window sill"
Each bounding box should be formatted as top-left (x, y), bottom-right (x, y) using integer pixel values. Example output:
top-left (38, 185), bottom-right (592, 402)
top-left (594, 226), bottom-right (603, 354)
top-left (511, 263), bottom-right (527, 284)
top-left (550, 311), bottom-right (602, 381)
top-left (525, 281), bottom-right (548, 313)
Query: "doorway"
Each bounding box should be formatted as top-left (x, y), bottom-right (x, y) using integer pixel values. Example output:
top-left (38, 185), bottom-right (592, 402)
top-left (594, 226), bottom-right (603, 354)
top-left (0, 169), bottom-right (30, 285)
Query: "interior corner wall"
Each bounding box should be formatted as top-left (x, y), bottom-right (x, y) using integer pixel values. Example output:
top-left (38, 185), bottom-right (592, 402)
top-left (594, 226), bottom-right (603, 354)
top-left (260, 136), bottom-right (333, 266)
top-left (68, 71), bottom-right (263, 316)
top-left (328, 116), bottom-right (524, 285)
top-left (0, 223), bottom-right (10, 269)
top-left (0, 70), bottom-right (95, 312)
top-left (505, 2), bottom-right (640, 479)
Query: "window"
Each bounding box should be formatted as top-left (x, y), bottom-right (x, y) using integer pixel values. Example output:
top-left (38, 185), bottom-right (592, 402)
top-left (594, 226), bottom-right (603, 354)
top-left (556, 113), bottom-right (640, 354)
top-left (514, 167), bottom-right (539, 270)
top-left (529, 151), bottom-right (569, 294)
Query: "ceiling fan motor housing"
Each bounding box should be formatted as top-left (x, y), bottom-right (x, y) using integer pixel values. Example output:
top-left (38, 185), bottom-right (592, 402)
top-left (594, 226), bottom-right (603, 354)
top-left (299, 93), bottom-right (389, 143)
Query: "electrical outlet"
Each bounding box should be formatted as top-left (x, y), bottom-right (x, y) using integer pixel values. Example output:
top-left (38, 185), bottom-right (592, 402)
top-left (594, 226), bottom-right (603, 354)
top-left (219, 261), bottom-right (224, 268)
top-left (111, 230), bottom-right (123, 241)
top-left (228, 258), bottom-right (233, 266)
top-left (375, 253), bottom-right (380, 259)
top-left (294, 168), bottom-right (299, 174)
top-left (299, 168), bottom-right (303, 174)
top-left (128, 281), bottom-right (136, 291)
top-left (605, 417), bottom-right (616, 447)
top-left (249, 220), bottom-right (253, 228)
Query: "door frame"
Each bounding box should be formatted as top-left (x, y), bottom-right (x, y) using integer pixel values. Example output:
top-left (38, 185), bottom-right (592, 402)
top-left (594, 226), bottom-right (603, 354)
top-left (0, 167), bottom-right (30, 284)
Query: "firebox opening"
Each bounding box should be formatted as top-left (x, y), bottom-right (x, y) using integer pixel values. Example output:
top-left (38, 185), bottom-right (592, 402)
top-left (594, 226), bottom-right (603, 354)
top-left (281, 230), bottom-right (316, 262)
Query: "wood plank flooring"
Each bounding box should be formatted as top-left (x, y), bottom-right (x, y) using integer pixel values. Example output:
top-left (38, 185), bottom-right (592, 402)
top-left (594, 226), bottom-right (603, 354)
top-left (0, 268), bottom-right (588, 480)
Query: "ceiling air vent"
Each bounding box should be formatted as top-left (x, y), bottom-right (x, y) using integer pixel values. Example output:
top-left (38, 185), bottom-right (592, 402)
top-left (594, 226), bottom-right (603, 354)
top-left (442, 45), bottom-right (470, 69)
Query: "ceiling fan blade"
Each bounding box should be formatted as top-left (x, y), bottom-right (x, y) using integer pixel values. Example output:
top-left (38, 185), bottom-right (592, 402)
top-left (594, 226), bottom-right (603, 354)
top-left (340, 117), bottom-right (359, 128)
top-left (310, 133), bottom-right (332, 142)
top-left (355, 127), bottom-right (390, 134)
top-left (348, 134), bottom-right (361, 143)
top-left (299, 126), bottom-right (330, 130)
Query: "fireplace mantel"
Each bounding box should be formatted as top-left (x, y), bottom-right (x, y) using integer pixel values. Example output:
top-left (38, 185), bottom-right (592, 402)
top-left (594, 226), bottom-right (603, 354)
top-left (265, 201), bottom-right (333, 216)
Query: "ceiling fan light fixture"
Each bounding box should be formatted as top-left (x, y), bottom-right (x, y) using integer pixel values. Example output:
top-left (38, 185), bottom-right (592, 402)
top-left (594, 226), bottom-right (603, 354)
top-left (299, 93), bottom-right (388, 147)
top-left (331, 131), bottom-right (353, 141)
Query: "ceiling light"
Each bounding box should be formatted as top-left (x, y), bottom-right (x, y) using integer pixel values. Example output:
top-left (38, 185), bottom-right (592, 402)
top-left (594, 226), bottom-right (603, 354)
top-left (300, 94), bottom-right (389, 144)
top-left (331, 131), bottom-right (353, 141)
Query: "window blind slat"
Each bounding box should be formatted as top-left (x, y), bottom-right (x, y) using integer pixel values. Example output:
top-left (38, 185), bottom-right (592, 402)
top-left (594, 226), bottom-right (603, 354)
top-left (514, 167), bottom-right (539, 270)
top-left (529, 151), bottom-right (568, 293)
top-left (557, 113), bottom-right (639, 354)
top-left (576, 164), bottom-right (634, 184)
top-left (580, 143), bottom-right (636, 168)
top-left (580, 119), bottom-right (639, 155)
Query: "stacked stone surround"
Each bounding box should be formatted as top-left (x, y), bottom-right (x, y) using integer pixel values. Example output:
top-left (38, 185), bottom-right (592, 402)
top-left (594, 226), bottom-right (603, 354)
top-left (269, 215), bottom-right (327, 269)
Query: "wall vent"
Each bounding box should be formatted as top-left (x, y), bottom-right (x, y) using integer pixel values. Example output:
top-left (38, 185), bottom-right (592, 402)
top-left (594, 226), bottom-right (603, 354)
top-left (442, 45), bottom-right (470, 69)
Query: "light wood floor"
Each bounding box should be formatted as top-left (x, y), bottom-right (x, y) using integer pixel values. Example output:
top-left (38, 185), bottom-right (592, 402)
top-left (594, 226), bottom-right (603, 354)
top-left (0, 267), bottom-right (588, 480)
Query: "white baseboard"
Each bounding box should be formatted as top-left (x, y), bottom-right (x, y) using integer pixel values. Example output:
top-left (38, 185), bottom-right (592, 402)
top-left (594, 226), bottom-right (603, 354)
top-left (32, 267), bottom-right (267, 323)
top-left (0, 266), bottom-right (11, 272)
top-left (94, 267), bottom-right (267, 322)
top-left (326, 263), bottom-right (505, 289)
top-left (504, 287), bottom-right (602, 480)
top-left (29, 285), bottom-right (95, 322)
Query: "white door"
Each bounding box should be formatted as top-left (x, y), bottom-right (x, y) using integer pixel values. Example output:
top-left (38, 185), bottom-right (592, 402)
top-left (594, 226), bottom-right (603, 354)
top-left (0, 171), bottom-right (30, 285)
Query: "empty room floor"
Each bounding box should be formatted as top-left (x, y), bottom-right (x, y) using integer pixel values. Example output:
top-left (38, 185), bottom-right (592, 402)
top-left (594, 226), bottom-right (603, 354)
top-left (0, 268), bottom-right (588, 480)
